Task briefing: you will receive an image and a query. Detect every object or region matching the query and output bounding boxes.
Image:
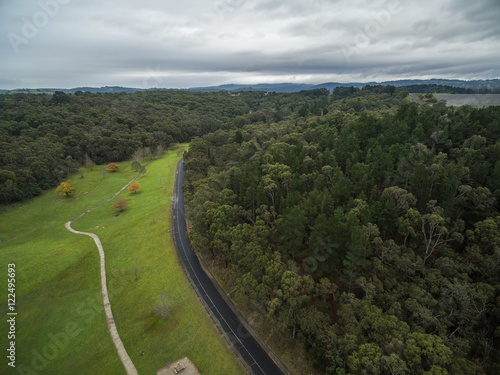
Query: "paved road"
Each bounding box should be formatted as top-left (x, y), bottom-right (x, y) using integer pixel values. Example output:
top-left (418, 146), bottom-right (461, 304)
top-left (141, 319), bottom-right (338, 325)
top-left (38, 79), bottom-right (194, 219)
top-left (409, 93), bottom-right (424, 105)
top-left (172, 159), bottom-right (284, 375)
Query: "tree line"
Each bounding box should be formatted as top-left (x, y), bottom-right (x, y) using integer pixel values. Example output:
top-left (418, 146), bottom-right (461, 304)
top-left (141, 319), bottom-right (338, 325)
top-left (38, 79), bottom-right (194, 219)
top-left (0, 90), bottom-right (249, 203)
top-left (0, 88), bottom-right (339, 204)
top-left (183, 91), bottom-right (500, 374)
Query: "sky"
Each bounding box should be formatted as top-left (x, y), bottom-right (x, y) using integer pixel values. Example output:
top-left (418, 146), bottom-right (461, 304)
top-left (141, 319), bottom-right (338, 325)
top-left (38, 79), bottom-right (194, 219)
top-left (1, 0), bottom-right (499, 89)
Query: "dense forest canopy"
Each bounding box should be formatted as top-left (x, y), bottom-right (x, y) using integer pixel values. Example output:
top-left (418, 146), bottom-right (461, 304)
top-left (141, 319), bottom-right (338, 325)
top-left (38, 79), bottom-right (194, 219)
top-left (0, 90), bottom-right (250, 203)
top-left (182, 91), bottom-right (500, 374)
top-left (1, 88), bottom-right (356, 204)
top-left (0, 87), bottom-right (392, 204)
top-left (2, 87), bottom-right (500, 374)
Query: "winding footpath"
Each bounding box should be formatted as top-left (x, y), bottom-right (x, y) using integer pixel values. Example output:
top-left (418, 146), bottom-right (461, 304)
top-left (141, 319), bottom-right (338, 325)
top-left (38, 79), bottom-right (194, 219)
top-left (64, 169), bottom-right (146, 375)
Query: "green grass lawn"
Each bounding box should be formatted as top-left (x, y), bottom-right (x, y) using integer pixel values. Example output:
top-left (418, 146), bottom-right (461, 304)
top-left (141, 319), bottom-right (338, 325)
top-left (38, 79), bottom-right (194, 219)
top-left (0, 149), bottom-right (245, 375)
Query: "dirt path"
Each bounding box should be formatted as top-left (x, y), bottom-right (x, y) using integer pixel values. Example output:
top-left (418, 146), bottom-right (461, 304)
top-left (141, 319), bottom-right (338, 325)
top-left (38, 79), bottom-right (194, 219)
top-left (65, 223), bottom-right (138, 375)
top-left (64, 166), bottom-right (152, 375)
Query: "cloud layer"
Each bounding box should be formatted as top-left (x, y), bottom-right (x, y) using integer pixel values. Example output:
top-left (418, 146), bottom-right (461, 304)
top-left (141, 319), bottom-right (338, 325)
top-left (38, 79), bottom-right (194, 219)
top-left (1, 0), bottom-right (499, 89)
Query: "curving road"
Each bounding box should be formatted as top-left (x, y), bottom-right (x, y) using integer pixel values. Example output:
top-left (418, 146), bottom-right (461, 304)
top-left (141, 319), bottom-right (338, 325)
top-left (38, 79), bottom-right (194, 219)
top-left (172, 159), bottom-right (285, 375)
top-left (409, 93), bottom-right (424, 105)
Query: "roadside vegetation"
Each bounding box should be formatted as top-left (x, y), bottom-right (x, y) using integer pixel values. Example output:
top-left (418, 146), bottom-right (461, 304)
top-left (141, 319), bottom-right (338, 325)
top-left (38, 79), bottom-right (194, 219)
top-left (183, 91), bottom-right (500, 374)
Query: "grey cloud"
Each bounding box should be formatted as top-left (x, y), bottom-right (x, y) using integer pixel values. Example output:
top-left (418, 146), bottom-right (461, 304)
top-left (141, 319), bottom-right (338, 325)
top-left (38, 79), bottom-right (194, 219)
top-left (0, 0), bottom-right (498, 89)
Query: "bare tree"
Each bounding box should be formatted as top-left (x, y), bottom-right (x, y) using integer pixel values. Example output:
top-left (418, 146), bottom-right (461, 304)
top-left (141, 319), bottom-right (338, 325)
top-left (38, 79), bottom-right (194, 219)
top-left (152, 293), bottom-right (171, 321)
top-left (156, 144), bottom-right (165, 156)
top-left (132, 266), bottom-right (141, 281)
top-left (176, 143), bottom-right (186, 156)
top-left (83, 154), bottom-right (96, 170)
top-left (131, 160), bottom-right (142, 172)
top-left (132, 148), bottom-right (144, 164)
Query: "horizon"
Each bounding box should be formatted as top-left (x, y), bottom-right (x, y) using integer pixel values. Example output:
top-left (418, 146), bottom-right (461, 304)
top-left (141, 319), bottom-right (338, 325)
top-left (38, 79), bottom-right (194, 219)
top-left (2, 77), bottom-right (500, 92)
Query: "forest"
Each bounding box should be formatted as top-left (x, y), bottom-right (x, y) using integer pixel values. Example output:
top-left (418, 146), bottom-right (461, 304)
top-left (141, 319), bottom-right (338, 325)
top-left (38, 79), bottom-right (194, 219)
top-left (0, 90), bottom-right (248, 203)
top-left (0, 88), bottom-right (345, 204)
top-left (183, 90), bottom-right (500, 374)
top-left (1, 87), bottom-right (499, 374)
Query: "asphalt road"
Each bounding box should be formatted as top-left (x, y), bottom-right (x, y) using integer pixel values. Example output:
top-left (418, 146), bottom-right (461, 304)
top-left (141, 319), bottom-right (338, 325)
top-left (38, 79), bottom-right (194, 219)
top-left (409, 93), bottom-right (424, 105)
top-left (172, 159), bottom-right (284, 375)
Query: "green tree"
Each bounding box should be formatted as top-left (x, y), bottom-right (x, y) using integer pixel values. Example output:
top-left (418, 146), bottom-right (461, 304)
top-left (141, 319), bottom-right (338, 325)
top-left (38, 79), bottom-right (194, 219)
top-left (403, 333), bottom-right (453, 373)
top-left (347, 343), bottom-right (383, 375)
top-left (278, 206), bottom-right (307, 257)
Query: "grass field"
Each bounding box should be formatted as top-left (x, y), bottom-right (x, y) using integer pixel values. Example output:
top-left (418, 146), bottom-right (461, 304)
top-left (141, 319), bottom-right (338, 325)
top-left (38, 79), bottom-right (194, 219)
top-left (0, 149), bottom-right (245, 375)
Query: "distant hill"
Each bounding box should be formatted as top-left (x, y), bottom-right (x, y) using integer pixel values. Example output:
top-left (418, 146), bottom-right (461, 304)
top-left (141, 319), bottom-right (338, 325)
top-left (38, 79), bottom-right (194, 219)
top-left (189, 79), bottom-right (500, 92)
top-left (2, 79), bottom-right (499, 94)
top-left (69, 86), bottom-right (141, 93)
top-left (381, 78), bottom-right (500, 90)
top-left (188, 83), bottom-right (314, 92)
top-left (188, 82), bottom-right (378, 92)
top-left (1, 86), bottom-right (145, 94)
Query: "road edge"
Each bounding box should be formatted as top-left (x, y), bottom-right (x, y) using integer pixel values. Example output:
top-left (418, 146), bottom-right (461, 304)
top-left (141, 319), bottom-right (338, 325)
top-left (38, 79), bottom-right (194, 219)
top-left (171, 158), bottom-right (292, 375)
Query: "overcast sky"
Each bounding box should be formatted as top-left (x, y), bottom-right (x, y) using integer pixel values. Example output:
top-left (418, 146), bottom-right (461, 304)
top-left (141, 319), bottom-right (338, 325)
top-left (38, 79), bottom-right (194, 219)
top-left (1, 0), bottom-right (499, 89)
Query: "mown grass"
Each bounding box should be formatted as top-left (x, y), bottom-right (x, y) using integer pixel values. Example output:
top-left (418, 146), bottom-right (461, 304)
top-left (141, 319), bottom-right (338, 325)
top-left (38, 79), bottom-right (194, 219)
top-left (0, 149), bottom-right (245, 375)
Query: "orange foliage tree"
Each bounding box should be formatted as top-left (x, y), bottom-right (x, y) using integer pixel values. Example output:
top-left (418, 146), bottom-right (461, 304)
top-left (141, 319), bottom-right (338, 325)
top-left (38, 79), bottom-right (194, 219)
top-left (112, 198), bottom-right (128, 212)
top-left (128, 181), bottom-right (142, 194)
top-left (107, 163), bottom-right (120, 172)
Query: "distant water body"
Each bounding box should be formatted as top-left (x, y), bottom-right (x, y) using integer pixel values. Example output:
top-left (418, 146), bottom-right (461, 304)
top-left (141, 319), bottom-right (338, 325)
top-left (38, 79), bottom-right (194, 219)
top-left (434, 94), bottom-right (500, 108)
